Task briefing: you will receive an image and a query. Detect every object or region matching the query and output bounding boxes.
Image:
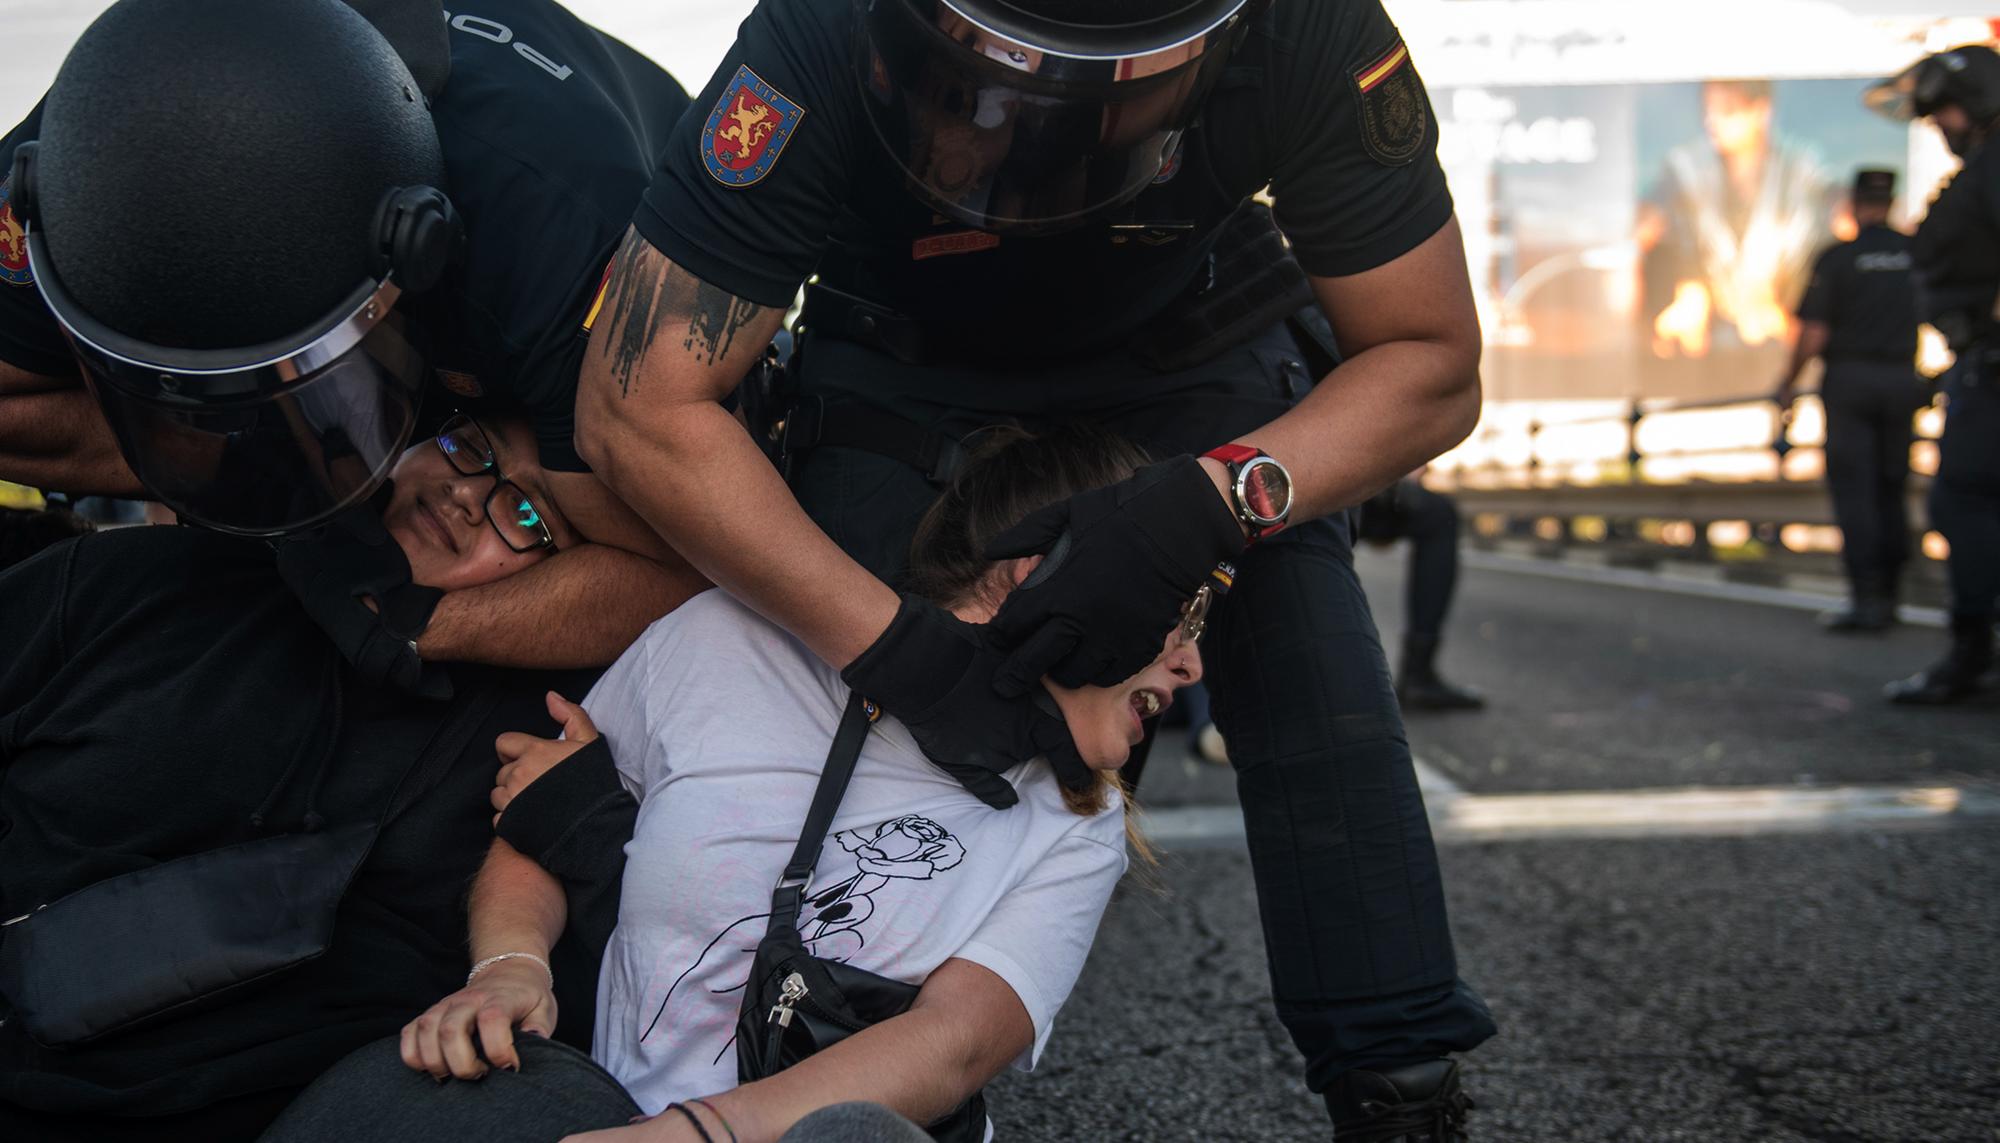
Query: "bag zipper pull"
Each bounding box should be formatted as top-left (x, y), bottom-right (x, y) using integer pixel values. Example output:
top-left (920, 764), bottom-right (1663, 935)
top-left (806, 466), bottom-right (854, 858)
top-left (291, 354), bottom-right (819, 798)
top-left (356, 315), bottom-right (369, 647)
top-left (767, 972), bottom-right (809, 1028)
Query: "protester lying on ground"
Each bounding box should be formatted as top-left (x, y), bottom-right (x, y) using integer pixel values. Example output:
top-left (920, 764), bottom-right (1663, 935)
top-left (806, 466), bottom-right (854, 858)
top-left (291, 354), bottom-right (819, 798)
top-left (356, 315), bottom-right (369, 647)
top-left (0, 416), bottom-right (689, 1143)
top-left (263, 425), bottom-right (1209, 1143)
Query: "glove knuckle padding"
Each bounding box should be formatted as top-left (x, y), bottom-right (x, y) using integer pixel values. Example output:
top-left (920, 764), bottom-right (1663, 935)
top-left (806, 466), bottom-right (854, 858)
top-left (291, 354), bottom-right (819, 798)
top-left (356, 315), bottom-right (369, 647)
top-left (984, 503), bottom-right (1070, 561)
top-left (976, 456), bottom-right (1242, 687)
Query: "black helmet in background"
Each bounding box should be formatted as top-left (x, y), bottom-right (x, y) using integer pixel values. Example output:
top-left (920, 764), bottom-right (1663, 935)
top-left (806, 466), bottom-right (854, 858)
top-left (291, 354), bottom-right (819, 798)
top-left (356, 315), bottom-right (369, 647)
top-left (856, 0), bottom-right (1262, 235)
top-left (11, 0), bottom-right (460, 535)
top-left (1866, 44), bottom-right (2000, 157)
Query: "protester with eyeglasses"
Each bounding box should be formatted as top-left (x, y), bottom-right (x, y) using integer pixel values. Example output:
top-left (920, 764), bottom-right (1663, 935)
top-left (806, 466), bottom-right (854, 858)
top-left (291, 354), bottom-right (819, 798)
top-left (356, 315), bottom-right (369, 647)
top-left (264, 426), bottom-right (1207, 1143)
top-left (0, 0), bottom-right (705, 682)
top-left (395, 414), bottom-right (567, 575)
top-left (0, 416), bottom-right (648, 1143)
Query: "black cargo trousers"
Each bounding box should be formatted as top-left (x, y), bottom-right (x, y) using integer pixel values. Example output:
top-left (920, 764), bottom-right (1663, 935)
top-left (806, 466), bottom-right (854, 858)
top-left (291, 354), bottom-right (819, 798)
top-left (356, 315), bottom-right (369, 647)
top-left (1819, 359), bottom-right (1925, 598)
top-left (784, 321), bottom-right (1496, 1092)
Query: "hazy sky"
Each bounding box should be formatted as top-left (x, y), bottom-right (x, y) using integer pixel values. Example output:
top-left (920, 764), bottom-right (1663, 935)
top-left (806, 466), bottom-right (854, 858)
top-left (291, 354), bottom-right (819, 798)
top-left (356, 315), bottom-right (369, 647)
top-left (1, 1), bottom-right (758, 127)
top-left (7, 1), bottom-right (1988, 125)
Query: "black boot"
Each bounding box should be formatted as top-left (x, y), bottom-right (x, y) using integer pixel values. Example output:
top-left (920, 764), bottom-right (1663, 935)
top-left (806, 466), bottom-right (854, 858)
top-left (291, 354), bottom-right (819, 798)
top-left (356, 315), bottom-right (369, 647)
top-left (1819, 593), bottom-right (1896, 632)
top-left (1327, 1058), bottom-right (1474, 1141)
top-left (1885, 615), bottom-right (1995, 705)
top-left (1397, 635), bottom-right (1485, 711)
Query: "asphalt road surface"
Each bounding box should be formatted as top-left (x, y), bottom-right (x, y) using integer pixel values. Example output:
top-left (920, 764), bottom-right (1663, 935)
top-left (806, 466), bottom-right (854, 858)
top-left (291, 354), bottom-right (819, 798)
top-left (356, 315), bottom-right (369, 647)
top-left (987, 548), bottom-right (2000, 1141)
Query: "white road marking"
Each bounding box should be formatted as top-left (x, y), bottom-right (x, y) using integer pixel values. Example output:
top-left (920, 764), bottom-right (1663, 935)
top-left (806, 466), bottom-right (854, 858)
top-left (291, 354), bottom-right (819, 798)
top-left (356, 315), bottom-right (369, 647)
top-left (1138, 779), bottom-right (2000, 849)
top-left (1460, 551), bottom-right (1948, 629)
top-left (1415, 757), bottom-right (1468, 800)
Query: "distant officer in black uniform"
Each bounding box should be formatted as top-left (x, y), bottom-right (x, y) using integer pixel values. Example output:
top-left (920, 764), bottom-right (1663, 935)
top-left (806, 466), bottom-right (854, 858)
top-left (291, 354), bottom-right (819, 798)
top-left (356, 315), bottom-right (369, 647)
top-left (1357, 477), bottom-right (1486, 710)
top-left (1773, 168), bottom-right (1924, 632)
top-left (1867, 47), bottom-right (2000, 703)
top-left (574, 2), bottom-right (1495, 1137)
top-left (0, 0), bottom-right (702, 678)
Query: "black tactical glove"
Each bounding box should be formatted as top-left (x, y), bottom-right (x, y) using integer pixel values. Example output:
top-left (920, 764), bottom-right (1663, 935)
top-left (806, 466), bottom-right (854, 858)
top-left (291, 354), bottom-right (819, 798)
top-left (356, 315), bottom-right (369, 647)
top-left (842, 596), bottom-right (1092, 807)
top-left (272, 500), bottom-right (451, 699)
top-left (984, 455), bottom-right (1245, 693)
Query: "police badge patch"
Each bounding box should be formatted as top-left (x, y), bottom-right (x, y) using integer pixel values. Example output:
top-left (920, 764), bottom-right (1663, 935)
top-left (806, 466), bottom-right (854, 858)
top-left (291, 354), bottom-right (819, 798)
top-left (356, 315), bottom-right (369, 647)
top-left (0, 177), bottom-right (32, 287)
top-left (701, 64), bottom-right (805, 188)
top-left (1352, 39), bottom-right (1427, 167)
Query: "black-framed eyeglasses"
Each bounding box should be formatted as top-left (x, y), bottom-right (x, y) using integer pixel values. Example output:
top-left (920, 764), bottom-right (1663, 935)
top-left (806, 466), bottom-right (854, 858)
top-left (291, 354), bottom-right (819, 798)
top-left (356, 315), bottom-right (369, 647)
top-left (433, 414), bottom-right (556, 554)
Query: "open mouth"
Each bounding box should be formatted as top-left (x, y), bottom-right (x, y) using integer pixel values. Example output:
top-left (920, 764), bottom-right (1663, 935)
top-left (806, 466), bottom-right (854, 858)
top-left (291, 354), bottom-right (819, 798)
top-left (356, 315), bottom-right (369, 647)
top-left (1129, 688), bottom-right (1169, 721)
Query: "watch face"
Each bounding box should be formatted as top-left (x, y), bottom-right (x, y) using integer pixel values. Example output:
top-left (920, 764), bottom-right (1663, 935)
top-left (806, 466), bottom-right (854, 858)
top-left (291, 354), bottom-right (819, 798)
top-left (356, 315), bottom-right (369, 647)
top-left (1240, 456), bottom-right (1292, 525)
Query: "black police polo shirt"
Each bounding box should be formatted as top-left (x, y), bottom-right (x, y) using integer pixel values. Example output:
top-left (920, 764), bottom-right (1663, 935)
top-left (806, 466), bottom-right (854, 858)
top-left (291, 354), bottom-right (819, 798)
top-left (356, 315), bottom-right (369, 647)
top-left (0, 0), bottom-right (688, 474)
top-left (1796, 224), bottom-right (1919, 362)
top-left (634, 0), bottom-right (1452, 360)
top-left (1912, 139), bottom-right (2000, 337)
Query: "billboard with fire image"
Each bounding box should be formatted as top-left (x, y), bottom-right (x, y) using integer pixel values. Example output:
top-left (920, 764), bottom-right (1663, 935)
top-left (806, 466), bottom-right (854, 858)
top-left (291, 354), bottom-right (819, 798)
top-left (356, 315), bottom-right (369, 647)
top-left (1441, 77), bottom-right (1913, 407)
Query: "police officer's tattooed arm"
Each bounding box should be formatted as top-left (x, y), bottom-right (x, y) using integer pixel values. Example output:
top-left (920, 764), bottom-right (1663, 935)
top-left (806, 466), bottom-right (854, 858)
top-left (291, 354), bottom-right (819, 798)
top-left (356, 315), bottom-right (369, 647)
top-left (575, 227), bottom-right (902, 669)
top-left (0, 361), bottom-right (144, 496)
top-left (1204, 217), bottom-right (1483, 520)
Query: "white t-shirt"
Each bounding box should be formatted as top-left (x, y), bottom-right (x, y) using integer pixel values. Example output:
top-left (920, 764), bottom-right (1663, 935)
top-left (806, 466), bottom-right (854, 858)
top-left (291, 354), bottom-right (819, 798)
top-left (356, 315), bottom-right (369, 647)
top-left (585, 590), bottom-right (1128, 1116)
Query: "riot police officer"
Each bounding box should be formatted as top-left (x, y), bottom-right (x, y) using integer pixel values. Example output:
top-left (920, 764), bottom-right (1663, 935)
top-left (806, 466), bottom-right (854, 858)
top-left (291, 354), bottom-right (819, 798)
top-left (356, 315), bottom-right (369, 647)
top-left (1867, 47), bottom-right (2000, 702)
top-left (0, 0), bottom-right (702, 679)
top-left (1773, 169), bottom-right (1925, 633)
top-left (576, 2), bottom-right (1495, 1136)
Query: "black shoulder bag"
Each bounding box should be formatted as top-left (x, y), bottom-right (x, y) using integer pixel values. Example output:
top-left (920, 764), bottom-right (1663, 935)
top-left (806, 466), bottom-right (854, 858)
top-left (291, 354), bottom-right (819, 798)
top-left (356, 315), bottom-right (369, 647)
top-left (0, 680), bottom-right (498, 1048)
top-left (734, 693), bottom-right (987, 1142)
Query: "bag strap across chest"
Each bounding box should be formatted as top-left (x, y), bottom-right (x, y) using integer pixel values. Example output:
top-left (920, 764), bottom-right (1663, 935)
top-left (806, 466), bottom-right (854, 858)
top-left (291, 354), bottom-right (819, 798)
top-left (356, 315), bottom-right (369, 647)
top-left (768, 692), bottom-right (876, 932)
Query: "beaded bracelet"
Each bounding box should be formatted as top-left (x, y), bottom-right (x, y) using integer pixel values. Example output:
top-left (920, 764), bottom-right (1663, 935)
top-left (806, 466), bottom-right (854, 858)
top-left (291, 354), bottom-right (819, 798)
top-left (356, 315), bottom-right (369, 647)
top-left (688, 1098), bottom-right (739, 1143)
top-left (465, 951), bottom-right (553, 988)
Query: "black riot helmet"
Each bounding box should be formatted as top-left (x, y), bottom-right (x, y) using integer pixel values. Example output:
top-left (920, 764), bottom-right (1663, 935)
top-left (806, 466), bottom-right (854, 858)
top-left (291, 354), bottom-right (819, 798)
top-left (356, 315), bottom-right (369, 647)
top-left (856, 0), bottom-right (1262, 235)
top-left (1866, 45), bottom-right (2000, 155)
top-left (11, 0), bottom-right (461, 536)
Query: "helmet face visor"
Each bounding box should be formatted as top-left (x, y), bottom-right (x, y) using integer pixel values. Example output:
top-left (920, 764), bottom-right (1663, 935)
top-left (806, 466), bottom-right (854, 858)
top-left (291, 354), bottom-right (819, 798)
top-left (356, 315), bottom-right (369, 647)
top-left (1864, 67), bottom-right (1919, 122)
top-left (82, 327), bottom-right (423, 535)
top-left (30, 230), bottom-right (427, 535)
top-left (1865, 58), bottom-right (1935, 122)
top-left (857, 0), bottom-right (1248, 235)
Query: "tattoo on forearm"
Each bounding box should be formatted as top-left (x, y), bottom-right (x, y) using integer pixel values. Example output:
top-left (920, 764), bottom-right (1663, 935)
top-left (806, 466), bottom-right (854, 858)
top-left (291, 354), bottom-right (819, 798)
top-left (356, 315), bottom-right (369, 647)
top-left (596, 230), bottom-right (766, 398)
top-left (602, 230), bottom-right (666, 399)
top-left (683, 283), bottom-right (760, 367)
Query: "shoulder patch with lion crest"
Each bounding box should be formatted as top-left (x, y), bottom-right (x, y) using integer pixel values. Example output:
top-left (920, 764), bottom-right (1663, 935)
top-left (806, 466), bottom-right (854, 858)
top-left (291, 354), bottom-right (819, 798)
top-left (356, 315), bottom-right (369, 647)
top-left (1351, 38), bottom-right (1428, 167)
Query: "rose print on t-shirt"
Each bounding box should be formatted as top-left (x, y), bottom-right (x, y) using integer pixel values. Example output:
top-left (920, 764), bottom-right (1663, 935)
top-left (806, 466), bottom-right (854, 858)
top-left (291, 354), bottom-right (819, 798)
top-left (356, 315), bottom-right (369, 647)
top-left (839, 815), bottom-right (966, 877)
top-left (640, 816), bottom-right (966, 1049)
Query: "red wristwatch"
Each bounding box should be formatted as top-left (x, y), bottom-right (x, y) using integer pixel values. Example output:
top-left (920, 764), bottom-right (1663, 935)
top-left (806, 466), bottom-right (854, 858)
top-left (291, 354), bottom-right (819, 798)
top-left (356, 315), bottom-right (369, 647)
top-left (1203, 444), bottom-right (1293, 541)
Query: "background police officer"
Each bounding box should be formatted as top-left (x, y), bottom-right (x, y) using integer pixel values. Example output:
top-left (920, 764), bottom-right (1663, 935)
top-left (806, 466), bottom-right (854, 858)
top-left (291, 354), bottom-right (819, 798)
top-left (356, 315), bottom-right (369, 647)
top-left (1867, 47), bottom-right (2000, 703)
top-left (1357, 476), bottom-right (1486, 710)
top-left (0, 0), bottom-right (706, 679)
top-left (1773, 168), bottom-right (1925, 633)
top-left (575, 1), bottom-right (1495, 1136)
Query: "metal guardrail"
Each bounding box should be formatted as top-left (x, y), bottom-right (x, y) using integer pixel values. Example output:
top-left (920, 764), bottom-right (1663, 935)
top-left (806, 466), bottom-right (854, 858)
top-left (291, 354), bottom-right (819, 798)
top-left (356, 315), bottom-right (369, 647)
top-left (1438, 388), bottom-right (1938, 528)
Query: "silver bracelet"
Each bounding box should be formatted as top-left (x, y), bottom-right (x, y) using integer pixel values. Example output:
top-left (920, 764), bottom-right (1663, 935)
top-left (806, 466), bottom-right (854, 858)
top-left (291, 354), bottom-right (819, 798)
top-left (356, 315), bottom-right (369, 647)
top-left (465, 951), bottom-right (553, 988)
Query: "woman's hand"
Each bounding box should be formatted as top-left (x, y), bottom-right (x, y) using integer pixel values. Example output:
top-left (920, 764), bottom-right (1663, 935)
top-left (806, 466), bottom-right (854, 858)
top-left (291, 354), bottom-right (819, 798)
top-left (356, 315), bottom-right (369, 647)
top-left (400, 958), bottom-right (558, 1080)
top-left (492, 691), bottom-right (600, 825)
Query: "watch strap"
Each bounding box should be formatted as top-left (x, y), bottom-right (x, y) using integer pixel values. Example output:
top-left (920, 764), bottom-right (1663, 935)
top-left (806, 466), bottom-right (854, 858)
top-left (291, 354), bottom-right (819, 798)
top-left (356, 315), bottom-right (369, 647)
top-left (1202, 444), bottom-right (1288, 542)
top-left (1203, 443), bottom-right (1262, 467)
